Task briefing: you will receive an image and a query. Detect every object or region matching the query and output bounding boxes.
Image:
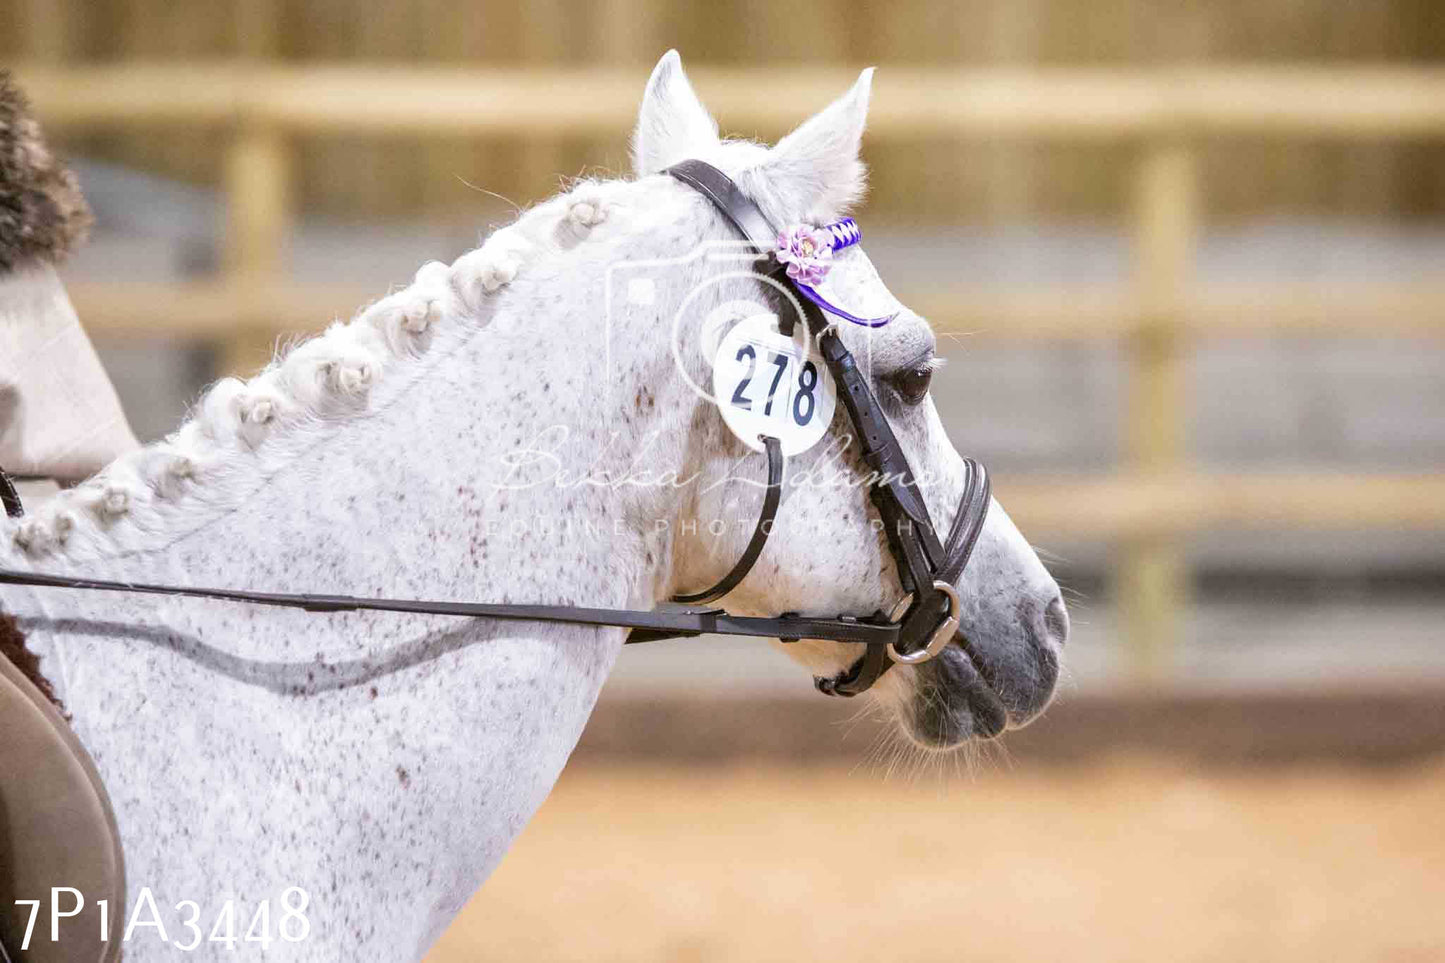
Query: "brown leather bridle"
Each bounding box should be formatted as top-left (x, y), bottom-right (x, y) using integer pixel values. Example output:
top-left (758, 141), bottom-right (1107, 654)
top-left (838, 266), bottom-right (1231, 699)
top-left (0, 160), bottom-right (991, 698)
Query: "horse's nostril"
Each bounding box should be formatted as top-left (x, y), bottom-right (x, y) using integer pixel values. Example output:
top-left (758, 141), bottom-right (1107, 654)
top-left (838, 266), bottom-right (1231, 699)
top-left (1043, 594), bottom-right (1070, 648)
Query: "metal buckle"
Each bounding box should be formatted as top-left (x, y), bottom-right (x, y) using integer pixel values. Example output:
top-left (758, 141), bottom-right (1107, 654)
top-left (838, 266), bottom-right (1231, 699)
top-left (885, 581), bottom-right (960, 665)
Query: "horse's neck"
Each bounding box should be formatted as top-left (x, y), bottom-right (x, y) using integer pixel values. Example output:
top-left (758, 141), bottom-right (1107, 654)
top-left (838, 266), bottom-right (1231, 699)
top-left (15, 241), bottom-right (695, 679)
top-left (0, 261), bottom-right (699, 950)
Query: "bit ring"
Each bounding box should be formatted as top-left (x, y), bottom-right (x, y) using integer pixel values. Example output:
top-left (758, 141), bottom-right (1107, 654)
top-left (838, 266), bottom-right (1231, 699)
top-left (885, 581), bottom-right (960, 665)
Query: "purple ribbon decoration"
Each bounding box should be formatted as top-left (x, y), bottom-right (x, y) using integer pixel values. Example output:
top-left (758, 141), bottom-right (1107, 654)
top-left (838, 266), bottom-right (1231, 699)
top-left (775, 218), bottom-right (897, 328)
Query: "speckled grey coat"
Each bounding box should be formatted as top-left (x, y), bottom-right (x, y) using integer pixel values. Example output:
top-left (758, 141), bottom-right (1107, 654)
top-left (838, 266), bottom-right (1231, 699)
top-left (1, 52), bottom-right (1064, 960)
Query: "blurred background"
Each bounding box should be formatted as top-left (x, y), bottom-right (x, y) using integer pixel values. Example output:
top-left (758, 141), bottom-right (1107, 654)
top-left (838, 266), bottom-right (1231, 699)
top-left (4, 0), bottom-right (1443, 959)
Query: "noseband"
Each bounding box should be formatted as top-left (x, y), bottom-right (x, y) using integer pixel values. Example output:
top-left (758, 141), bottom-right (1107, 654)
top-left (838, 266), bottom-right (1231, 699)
top-left (0, 161), bottom-right (989, 698)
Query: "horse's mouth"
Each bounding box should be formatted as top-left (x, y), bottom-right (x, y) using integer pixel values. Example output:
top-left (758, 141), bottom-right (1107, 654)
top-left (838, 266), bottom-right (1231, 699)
top-left (904, 630), bottom-right (1059, 749)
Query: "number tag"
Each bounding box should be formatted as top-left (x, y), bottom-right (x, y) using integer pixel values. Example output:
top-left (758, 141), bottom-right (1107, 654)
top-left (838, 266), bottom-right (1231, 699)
top-left (712, 314), bottom-right (836, 456)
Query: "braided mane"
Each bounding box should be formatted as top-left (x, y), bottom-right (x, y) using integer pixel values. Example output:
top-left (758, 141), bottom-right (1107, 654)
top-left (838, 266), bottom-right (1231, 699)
top-left (0, 180), bottom-right (621, 566)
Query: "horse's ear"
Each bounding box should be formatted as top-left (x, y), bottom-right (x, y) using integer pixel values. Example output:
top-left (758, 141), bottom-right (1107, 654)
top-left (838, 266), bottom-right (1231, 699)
top-left (742, 68), bottom-right (873, 223)
top-left (631, 50), bottom-right (720, 177)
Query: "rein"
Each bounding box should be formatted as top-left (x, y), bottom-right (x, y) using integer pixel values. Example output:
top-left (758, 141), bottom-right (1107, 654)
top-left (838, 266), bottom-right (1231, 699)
top-left (0, 161), bottom-right (990, 697)
top-left (0, 470), bottom-right (20, 519)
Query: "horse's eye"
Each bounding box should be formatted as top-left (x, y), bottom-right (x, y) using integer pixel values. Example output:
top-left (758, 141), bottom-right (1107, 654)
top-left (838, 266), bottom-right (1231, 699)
top-left (889, 363), bottom-right (934, 406)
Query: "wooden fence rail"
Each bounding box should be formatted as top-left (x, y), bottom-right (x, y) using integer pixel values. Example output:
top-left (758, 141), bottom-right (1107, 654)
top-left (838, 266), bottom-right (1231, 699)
top-left (20, 64), bottom-right (1445, 136)
top-left (17, 62), bottom-right (1445, 680)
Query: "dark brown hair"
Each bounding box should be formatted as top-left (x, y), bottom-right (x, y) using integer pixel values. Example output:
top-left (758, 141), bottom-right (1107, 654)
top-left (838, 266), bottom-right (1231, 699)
top-left (1, 609), bottom-right (65, 715)
top-left (0, 70), bottom-right (92, 273)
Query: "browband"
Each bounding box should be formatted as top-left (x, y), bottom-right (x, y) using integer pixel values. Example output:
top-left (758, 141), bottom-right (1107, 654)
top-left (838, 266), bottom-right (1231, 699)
top-left (667, 160), bottom-right (897, 328)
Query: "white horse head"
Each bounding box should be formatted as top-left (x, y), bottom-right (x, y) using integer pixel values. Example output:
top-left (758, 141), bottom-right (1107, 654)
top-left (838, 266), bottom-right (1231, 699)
top-left (0, 51), bottom-right (1066, 959)
top-left (629, 51), bottom-right (1067, 747)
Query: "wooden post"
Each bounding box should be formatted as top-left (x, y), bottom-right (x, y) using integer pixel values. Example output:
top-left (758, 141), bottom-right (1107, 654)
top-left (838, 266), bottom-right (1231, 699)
top-left (221, 2), bottom-right (287, 380)
top-left (20, 0), bottom-right (69, 62)
top-left (221, 118), bottom-right (290, 378)
top-left (1119, 138), bottom-right (1197, 683)
top-left (594, 0), bottom-right (653, 190)
top-left (235, 0), bottom-right (280, 60)
top-left (596, 0), bottom-right (653, 67)
top-left (978, 0), bottom-right (1040, 227)
top-left (519, 0), bottom-right (570, 204)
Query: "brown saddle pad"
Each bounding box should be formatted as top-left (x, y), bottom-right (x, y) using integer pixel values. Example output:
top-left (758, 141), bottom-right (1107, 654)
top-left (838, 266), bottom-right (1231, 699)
top-left (0, 653), bottom-right (124, 963)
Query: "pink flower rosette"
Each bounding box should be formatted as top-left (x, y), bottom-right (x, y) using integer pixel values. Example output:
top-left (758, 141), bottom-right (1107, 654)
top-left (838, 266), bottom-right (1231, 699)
top-left (774, 225), bottom-right (835, 286)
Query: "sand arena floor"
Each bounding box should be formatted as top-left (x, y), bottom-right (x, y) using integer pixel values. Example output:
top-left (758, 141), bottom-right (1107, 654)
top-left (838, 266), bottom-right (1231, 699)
top-left (428, 756), bottom-right (1445, 962)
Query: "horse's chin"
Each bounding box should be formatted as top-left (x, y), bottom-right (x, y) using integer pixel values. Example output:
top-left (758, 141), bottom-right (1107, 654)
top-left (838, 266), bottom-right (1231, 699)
top-left (895, 643), bottom-right (1006, 750)
top-left (897, 630), bottom-right (1059, 751)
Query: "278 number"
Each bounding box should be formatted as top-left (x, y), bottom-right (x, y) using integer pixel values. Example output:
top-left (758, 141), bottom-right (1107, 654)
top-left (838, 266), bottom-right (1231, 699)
top-left (730, 347), bottom-right (820, 427)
